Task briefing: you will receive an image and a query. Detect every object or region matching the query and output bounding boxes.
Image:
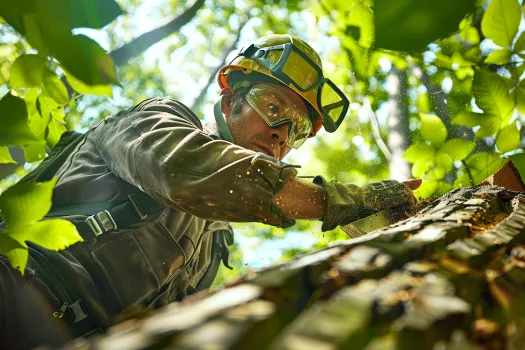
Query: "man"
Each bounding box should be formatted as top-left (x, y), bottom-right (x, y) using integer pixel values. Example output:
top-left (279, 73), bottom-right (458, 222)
top-left (1, 34), bottom-right (420, 349)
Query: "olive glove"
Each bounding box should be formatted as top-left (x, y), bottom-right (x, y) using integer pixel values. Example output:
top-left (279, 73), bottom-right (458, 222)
top-left (313, 176), bottom-right (417, 232)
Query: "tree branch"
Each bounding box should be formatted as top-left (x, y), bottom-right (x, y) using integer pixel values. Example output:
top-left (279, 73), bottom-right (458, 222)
top-left (110, 0), bottom-right (205, 66)
top-left (190, 17), bottom-right (248, 111)
top-left (364, 97), bottom-right (392, 162)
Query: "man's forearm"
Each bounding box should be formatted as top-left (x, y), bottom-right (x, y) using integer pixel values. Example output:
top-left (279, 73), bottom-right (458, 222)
top-left (272, 178), bottom-right (326, 220)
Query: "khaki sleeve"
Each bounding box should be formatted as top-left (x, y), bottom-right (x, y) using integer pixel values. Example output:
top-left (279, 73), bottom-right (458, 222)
top-left (94, 98), bottom-right (298, 227)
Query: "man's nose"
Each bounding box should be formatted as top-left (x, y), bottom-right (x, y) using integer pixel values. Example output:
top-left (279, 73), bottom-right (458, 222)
top-left (271, 123), bottom-right (290, 146)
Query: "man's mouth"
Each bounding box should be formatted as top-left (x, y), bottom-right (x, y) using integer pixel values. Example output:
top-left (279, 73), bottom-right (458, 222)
top-left (256, 144), bottom-right (276, 158)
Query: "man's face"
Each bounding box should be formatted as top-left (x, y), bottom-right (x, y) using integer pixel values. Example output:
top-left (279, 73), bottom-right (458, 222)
top-left (223, 82), bottom-right (309, 161)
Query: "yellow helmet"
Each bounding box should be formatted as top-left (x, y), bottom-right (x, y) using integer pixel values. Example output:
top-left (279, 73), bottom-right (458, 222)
top-left (218, 34), bottom-right (349, 136)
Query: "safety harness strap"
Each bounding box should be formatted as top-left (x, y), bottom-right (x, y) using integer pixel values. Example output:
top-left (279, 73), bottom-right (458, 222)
top-left (48, 192), bottom-right (165, 242)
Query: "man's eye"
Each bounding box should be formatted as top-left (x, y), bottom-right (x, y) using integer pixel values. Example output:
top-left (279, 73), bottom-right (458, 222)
top-left (268, 103), bottom-right (280, 113)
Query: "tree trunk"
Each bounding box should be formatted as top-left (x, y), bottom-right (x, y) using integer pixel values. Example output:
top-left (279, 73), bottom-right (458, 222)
top-left (415, 66), bottom-right (473, 140)
top-left (67, 185), bottom-right (525, 349)
top-left (387, 66), bottom-right (411, 181)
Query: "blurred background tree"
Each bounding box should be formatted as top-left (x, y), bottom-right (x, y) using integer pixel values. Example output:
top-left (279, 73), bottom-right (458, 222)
top-left (1, 0), bottom-right (524, 286)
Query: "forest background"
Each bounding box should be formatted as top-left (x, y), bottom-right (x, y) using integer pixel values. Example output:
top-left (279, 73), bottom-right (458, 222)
top-left (1, 0), bottom-right (525, 287)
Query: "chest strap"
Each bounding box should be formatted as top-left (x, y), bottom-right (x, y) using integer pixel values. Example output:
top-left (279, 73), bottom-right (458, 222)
top-left (48, 192), bottom-right (165, 242)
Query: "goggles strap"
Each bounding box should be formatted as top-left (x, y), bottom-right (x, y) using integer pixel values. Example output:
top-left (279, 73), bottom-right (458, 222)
top-left (213, 97), bottom-right (234, 143)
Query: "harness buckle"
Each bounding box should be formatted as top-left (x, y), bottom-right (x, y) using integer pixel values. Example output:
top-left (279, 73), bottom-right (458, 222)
top-left (85, 216), bottom-right (103, 237)
top-left (85, 210), bottom-right (117, 238)
top-left (96, 210), bottom-right (118, 232)
top-left (128, 193), bottom-right (147, 220)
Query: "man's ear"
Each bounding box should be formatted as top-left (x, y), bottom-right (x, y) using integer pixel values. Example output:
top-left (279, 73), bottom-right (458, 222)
top-left (220, 87), bottom-right (233, 116)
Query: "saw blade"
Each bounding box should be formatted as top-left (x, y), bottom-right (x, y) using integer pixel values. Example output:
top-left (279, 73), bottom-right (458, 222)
top-left (340, 210), bottom-right (394, 238)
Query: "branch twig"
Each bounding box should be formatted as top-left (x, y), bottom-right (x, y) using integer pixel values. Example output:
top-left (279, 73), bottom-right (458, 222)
top-left (191, 17), bottom-right (248, 111)
top-left (364, 97), bottom-right (392, 161)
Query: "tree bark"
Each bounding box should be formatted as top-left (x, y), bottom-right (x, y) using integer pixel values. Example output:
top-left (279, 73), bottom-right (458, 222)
top-left (386, 66), bottom-right (411, 181)
top-left (66, 186), bottom-right (525, 349)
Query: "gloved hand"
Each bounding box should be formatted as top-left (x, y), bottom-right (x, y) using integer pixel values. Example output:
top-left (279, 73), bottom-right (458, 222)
top-left (313, 176), bottom-right (417, 231)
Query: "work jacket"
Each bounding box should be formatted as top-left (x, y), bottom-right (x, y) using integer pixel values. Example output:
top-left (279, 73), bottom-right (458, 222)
top-left (41, 97), bottom-right (299, 332)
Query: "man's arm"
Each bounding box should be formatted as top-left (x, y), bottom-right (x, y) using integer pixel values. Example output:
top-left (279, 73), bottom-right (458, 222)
top-left (94, 98), bottom-right (300, 227)
top-left (272, 178), bottom-right (326, 220)
top-left (272, 178), bottom-right (422, 220)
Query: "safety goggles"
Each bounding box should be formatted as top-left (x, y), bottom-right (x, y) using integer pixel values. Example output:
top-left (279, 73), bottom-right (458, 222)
top-left (238, 43), bottom-right (350, 132)
top-left (244, 84), bottom-right (313, 149)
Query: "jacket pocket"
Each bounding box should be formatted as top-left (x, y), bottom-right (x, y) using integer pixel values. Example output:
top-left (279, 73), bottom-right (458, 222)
top-left (92, 220), bottom-right (185, 311)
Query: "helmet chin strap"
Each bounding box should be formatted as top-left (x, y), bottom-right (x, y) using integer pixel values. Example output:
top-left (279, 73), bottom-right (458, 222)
top-left (213, 96), bottom-right (234, 143)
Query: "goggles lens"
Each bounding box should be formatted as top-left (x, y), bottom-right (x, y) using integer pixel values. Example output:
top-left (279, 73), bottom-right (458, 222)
top-left (243, 44), bottom-right (322, 92)
top-left (245, 85), bottom-right (312, 149)
top-left (281, 50), bottom-right (319, 90)
top-left (320, 80), bottom-right (348, 126)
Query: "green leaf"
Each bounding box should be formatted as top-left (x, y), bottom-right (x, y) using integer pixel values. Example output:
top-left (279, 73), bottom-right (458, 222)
top-left (412, 159), bottom-right (433, 178)
top-left (46, 118), bottom-right (67, 149)
top-left (65, 71), bottom-right (113, 96)
top-left (472, 70), bottom-right (514, 122)
top-left (402, 142), bottom-right (436, 163)
top-left (52, 108), bottom-right (65, 123)
top-left (413, 179), bottom-right (438, 200)
top-left (374, 0), bottom-right (476, 52)
top-left (23, 14), bottom-right (47, 54)
top-left (454, 171), bottom-right (474, 188)
top-left (420, 113), bottom-right (448, 145)
top-left (435, 182), bottom-right (453, 196)
top-left (340, 1), bottom-right (374, 49)
top-left (0, 179), bottom-right (57, 230)
top-left (513, 31), bottom-right (525, 53)
top-left (8, 219), bottom-right (82, 251)
top-left (42, 30), bottom-right (118, 86)
top-left (460, 25), bottom-right (480, 45)
top-left (515, 79), bottom-right (525, 114)
top-left (0, 235), bottom-right (28, 274)
top-left (511, 63), bottom-right (525, 81)
top-left (466, 152), bottom-right (506, 184)
top-left (438, 138), bottom-right (476, 161)
top-left (496, 122), bottom-right (520, 153)
top-left (25, 87), bottom-right (40, 118)
top-left (436, 152), bottom-right (453, 172)
top-left (0, 92), bottom-right (42, 147)
top-left (9, 54), bottom-right (47, 88)
top-left (0, 0), bottom-right (34, 35)
top-left (509, 153), bottom-right (525, 180)
top-left (481, 0), bottom-right (521, 47)
top-left (452, 111), bottom-right (487, 127)
top-left (428, 165), bottom-right (446, 180)
top-left (484, 48), bottom-right (512, 65)
top-left (28, 106), bottom-right (51, 138)
top-left (35, 0), bottom-right (123, 30)
top-left (42, 70), bottom-right (69, 105)
top-left (475, 117), bottom-right (500, 138)
top-left (23, 143), bottom-right (46, 163)
top-left (0, 146), bottom-right (16, 164)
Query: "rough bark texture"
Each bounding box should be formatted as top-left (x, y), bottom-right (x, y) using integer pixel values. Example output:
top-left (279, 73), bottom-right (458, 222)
top-left (61, 185), bottom-right (525, 350)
